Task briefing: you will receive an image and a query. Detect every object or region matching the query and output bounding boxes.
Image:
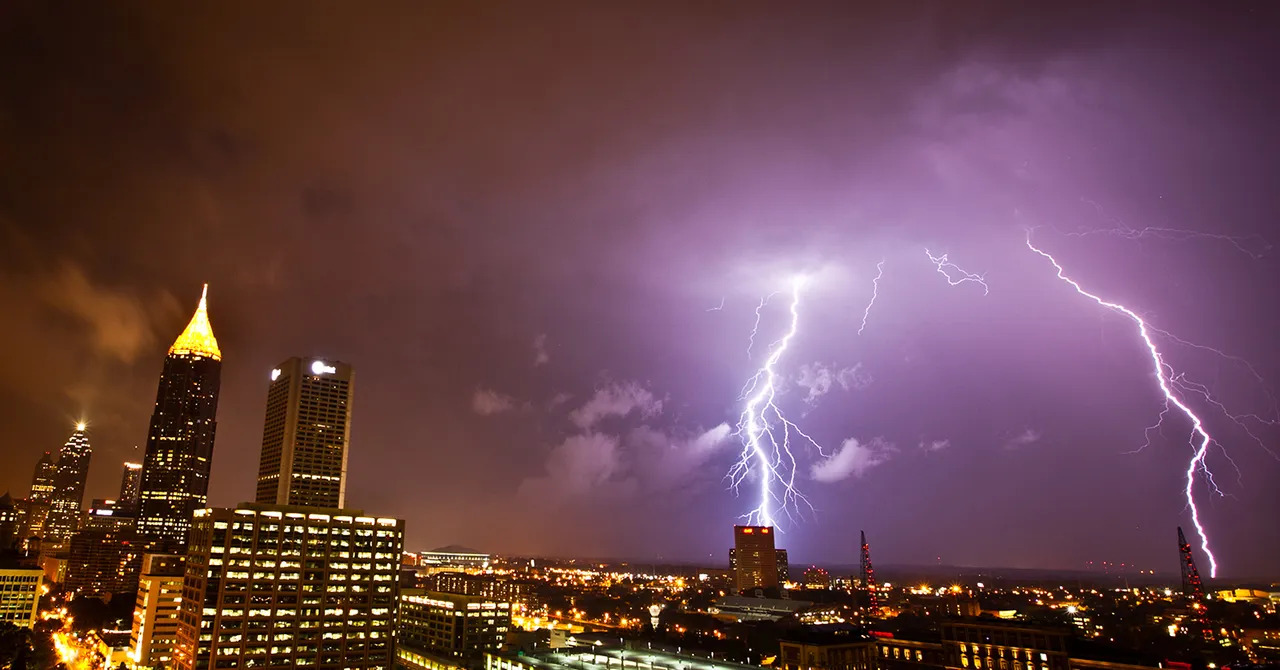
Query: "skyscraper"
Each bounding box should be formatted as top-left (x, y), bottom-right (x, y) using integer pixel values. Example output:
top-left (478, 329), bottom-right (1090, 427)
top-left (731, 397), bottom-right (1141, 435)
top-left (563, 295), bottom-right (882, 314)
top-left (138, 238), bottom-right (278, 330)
top-left (137, 285), bottom-right (222, 551)
top-left (43, 424), bottom-right (92, 549)
top-left (255, 357), bottom-right (354, 508)
top-left (117, 462), bottom-right (143, 516)
top-left (25, 451), bottom-right (58, 541)
top-left (731, 525), bottom-right (779, 593)
top-left (29, 452), bottom-right (57, 503)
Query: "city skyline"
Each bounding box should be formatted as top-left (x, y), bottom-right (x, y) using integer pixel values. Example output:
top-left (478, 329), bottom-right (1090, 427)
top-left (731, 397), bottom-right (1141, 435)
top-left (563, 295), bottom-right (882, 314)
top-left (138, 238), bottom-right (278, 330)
top-left (2, 3), bottom-right (1280, 576)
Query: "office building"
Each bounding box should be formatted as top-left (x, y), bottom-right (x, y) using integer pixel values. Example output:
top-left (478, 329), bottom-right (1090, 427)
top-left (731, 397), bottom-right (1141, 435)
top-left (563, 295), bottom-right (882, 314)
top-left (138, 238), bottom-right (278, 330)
top-left (118, 462), bottom-right (143, 516)
top-left (29, 452), bottom-right (57, 503)
top-left (776, 548), bottom-right (790, 583)
top-left (730, 525), bottom-right (779, 593)
top-left (430, 573), bottom-right (536, 608)
top-left (398, 589), bottom-right (511, 670)
top-left (129, 554), bottom-right (187, 670)
top-left (65, 503), bottom-right (142, 598)
top-left (255, 357), bottom-right (355, 508)
top-left (943, 621), bottom-right (1069, 670)
top-left (780, 626), bottom-right (877, 670)
top-left (173, 503), bottom-right (404, 670)
top-left (417, 546), bottom-right (491, 569)
top-left (0, 567), bottom-right (43, 628)
top-left (804, 566), bottom-right (831, 589)
top-left (43, 423), bottom-right (93, 549)
top-left (137, 285), bottom-right (223, 551)
top-left (0, 494), bottom-right (19, 551)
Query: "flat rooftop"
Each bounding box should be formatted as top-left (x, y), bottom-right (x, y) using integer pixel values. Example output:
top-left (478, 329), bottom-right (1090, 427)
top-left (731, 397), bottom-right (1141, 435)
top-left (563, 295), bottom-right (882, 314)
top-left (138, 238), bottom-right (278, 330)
top-left (493, 642), bottom-right (759, 670)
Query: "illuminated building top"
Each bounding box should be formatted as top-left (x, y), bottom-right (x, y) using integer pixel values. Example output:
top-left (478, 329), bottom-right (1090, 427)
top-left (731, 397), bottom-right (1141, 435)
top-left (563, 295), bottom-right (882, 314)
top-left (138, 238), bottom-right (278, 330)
top-left (168, 284), bottom-right (221, 361)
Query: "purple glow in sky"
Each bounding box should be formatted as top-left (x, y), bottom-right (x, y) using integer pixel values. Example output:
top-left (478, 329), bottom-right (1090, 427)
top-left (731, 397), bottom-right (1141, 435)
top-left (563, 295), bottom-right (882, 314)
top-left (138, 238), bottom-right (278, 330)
top-left (2, 3), bottom-right (1279, 575)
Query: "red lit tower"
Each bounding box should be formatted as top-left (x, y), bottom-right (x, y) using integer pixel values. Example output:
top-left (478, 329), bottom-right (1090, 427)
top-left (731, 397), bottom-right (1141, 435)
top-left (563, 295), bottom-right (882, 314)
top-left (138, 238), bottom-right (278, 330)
top-left (861, 530), bottom-right (880, 616)
top-left (1178, 526), bottom-right (1214, 641)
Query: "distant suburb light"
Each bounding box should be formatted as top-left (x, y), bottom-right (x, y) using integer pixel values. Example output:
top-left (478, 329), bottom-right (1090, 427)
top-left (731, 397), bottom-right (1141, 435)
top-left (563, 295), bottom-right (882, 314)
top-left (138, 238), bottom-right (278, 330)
top-left (271, 368), bottom-right (282, 381)
top-left (311, 360), bottom-right (337, 375)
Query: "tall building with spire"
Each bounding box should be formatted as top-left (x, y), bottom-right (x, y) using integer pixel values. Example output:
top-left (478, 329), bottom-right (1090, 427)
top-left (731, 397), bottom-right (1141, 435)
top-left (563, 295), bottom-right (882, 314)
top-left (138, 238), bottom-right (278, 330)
top-left (43, 424), bottom-right (92, 548)
top-left (137, 285), bottom-right (223, 551)
top-left (254, 357), bottom-right (354, 508)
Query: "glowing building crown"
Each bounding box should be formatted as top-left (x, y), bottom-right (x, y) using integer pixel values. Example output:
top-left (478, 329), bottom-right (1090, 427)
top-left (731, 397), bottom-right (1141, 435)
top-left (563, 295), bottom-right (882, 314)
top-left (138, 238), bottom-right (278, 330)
top-left (169, 284), bottom-right (222, 361)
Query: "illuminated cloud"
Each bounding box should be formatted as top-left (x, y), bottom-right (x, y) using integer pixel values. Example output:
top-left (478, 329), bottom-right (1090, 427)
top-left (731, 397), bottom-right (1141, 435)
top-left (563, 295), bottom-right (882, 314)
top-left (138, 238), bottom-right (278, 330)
top-left (533, 333), bottom-right (550, 366)
top-left (810, 437), bottom-right (896, 482)
top-left (471, 388), bottom-right (517, 416)
top-left (517, 432), bottom-right (629, 500)
top-left (1004, 428), bottom-right (1043, 449)
top-left (39, 263), bottom-right (170, 363)
top-left (568, 381), bottom-right (663, 429)
top-left (796, 361), bottom-right (870, 404)
top-left (920, 438), bottom-right (952, 452)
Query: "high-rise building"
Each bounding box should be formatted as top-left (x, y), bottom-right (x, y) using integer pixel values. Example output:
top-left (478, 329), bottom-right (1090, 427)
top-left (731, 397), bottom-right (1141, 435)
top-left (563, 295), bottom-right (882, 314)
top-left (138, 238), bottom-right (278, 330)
top-left (29, 452), bottom-right (57, 503)
top-left (129, 553), bottom-right (187, 670)
top-left (255, 357), bottom-right (355, 508)
top-left (0, 567), bottom-right (43, 628)
top-left (137, 286), bottom-right (223, 551)
top-left (397, 590), bottom-right (511, 670)
top-left (0, 494), bottom-right (18, 551)
top-left (43, 424), bottom-right (92, 549)
top-left (117, 462), bottom-right (143, 516)
top-left (65, 503), bottom-right (142, 598)
top-left (730, 525), bottom-right (779, 593)
top-left (173, 504), bottom-right (404, 670)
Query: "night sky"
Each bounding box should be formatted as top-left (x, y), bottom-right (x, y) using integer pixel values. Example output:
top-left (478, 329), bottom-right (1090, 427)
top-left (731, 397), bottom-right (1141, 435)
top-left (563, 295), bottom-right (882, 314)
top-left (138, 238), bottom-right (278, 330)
top-left (3, 2), bottom-right (1278, 577)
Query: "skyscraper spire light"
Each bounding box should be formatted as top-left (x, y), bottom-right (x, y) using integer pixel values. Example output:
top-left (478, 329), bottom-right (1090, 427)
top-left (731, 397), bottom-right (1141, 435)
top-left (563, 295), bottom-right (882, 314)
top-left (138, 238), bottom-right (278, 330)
top-left (168, 284), bottom-right (221, 361)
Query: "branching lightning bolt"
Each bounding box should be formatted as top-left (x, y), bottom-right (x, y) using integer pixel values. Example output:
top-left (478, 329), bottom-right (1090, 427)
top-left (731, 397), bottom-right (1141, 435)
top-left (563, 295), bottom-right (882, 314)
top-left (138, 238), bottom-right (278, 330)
top-left (858, 260), bottom-right (885, 336)
top-left (1025, 233), bottom-right (1224, 576)
top-left (925, 249), bottom-right (990, 294)
top-left (1065, 199), bottom-right (1272, 259)
top-left (727, 277), bottom-right (825, 527)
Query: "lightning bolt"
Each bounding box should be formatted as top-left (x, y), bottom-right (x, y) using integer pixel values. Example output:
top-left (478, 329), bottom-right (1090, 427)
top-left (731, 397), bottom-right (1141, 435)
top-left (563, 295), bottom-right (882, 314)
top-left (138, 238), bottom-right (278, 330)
top-left (926, 249), bottom-right (990, 294)
top-left (727, 276), bottom-right (825, 527)
top-left (858, 260), bottom-right (885, 336)
top-left (1025, 233), bottom-right (1222, 576)
top-left (1068, 198), bottom-right (1272, 259)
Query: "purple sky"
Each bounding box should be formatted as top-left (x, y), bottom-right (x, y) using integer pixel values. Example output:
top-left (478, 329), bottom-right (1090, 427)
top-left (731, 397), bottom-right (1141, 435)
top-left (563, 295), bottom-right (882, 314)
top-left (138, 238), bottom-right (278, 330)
top-left (2, 3), bottom-right (1278, 576)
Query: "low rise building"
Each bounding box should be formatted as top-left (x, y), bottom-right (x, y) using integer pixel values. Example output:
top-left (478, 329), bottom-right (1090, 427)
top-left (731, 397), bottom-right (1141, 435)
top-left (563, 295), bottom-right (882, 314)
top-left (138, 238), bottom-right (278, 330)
top-left (397, 589), bottom-right (511, 669)
top-left (779, 625), bottom-right (877, 670)
top-left (0, 566), bottom-right (43, 627)
top-left (129, 553), bottom-right (187, 670)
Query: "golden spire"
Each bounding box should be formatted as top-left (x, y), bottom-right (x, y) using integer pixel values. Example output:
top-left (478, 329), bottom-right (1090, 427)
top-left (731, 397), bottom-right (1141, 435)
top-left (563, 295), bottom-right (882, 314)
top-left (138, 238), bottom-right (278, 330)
top-left (169, 284), bottom-right (222, 361)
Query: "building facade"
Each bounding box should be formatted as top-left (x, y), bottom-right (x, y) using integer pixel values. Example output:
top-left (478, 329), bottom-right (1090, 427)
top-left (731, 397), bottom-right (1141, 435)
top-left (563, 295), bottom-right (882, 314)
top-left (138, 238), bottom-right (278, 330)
top-left (117, 461), bottom-right (143, 516)
top-left (43, 424), bottom-right (93, 549)
top-left (173, 504), bottom-right (404, 670)
top-left (65, 505), bottom-right (142, 598)
top-left (398, 589), bottom-right (511, 669)
top-left (129, 553), bottom-right (187, 670)
top-left (137, 286), bottom-right (223, 551)
top-left (255, 357), bottom-right (355, 508)
top-left (730, 525), bottom-right (779, 593)
top-left (29, 451), bottom-right (57, 503)
top-left (941, 622), bottom-right (1070, 670)
top-left (0, 567), bottom-right (43, 628)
